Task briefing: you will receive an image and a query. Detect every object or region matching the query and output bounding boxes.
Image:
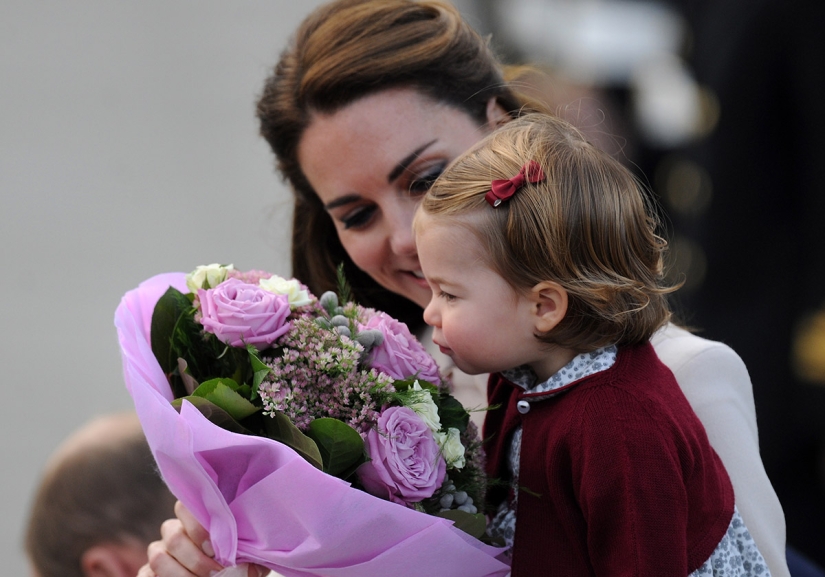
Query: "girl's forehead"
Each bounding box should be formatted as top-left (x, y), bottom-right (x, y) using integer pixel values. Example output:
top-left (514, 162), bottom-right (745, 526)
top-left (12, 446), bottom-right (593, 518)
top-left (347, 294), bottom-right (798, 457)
top-left (417, 216), bottom-right (486, 261)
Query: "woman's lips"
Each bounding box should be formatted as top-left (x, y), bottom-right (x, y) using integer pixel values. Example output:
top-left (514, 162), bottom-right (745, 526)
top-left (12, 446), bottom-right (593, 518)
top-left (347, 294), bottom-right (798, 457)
top-left (404, 270), bottom-right (430, 289)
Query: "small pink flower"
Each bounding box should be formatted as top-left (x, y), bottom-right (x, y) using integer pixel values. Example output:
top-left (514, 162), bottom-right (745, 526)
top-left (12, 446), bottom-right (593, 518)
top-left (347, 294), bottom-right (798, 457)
top-left (226, 268), bottom-right (273, 285)
top-left (198, 278), bottom-right (290, 349)
top-left (358, 406), bottom-right (446, 506)
top-left (362, 311), bottom-right (441, 384)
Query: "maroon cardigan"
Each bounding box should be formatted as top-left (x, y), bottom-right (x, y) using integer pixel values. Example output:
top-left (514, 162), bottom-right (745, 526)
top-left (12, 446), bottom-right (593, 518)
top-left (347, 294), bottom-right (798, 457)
top-left (484, 343), bottom-right (734, 576)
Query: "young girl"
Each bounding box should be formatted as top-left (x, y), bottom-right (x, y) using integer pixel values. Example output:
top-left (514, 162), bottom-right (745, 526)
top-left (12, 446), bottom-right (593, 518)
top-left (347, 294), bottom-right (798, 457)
top-left (414, 113), bottom-right (769, 576)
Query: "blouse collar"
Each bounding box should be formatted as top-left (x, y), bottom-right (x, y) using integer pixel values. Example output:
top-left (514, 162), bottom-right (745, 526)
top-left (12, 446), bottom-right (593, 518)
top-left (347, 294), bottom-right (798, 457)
top-left (501, 345), bottom-right (618, 394)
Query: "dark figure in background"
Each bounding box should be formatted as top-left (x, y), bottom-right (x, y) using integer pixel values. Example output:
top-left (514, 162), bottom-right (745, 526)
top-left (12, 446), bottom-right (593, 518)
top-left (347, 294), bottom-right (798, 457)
top-left (660, 0), bottom-right (825, 565)
top-left (25, 413), bottom-right (176, 577)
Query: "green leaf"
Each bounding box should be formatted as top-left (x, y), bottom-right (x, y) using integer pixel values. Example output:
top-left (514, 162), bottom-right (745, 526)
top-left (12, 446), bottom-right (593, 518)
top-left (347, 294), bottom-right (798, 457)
top-left (151, 287), bottom-right (193, 375)
top-left (171, 396), bottom-right (254, 436)
top-left (306, 418), bottom-right (366, 478)
top-left (176, 358), bottom-right (200, 395)
top-left (160, 302), bottom-right (245, 393)
top-left (191, 378), bottom-right (259, 421)
top-left (435, 510), bottom-right (487, 539)
top-left (247, 346), bottom-right (271, 399)
top-left (438, 393), bottom-right (470, 434)
top-left (262, 411), bottom-right (324, 471)
top-left (392, 377), bottom-right (432, 393)
top-left (335, 262), bottom-right (354, 306)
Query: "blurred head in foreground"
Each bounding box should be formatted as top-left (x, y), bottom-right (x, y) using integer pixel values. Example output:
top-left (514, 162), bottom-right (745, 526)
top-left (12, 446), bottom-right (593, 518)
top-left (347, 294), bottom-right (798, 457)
top-left (25, 412), bottom-right (176, 577)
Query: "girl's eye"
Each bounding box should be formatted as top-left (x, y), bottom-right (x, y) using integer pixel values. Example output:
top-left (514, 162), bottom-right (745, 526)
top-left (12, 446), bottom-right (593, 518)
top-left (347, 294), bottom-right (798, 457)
top-left (439, 290), bottom-right (457, 302)
top-left (341, 205), bottom-right (377, 230)
top-left (408, 163), bottom-right (446, 195)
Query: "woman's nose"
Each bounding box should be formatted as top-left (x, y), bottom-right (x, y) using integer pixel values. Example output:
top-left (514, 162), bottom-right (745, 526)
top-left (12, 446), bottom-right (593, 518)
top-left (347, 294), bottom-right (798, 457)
top-left (386, 198), bottom-right (418, 257)
top-left (389, 220), bottom-right (416, 257)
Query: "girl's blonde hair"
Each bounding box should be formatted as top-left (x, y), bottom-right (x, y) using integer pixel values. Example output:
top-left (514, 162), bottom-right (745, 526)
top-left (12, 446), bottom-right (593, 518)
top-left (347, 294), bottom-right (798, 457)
top-left (418, 113), bottom-right (676, 351)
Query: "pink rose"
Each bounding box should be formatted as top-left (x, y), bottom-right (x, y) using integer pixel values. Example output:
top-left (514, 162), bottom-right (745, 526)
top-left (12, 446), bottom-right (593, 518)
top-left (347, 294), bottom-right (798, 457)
top-left (363, 311), bottom-right (441, 384)
top-left (198, 278), bottom-right (291, 349)
top-left (358, 406), bottom-right (446, 506)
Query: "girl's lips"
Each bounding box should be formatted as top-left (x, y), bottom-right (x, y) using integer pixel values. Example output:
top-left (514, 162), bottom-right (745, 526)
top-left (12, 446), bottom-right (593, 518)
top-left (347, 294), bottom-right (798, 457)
top-left (433, 339), bottom-right (452, 356)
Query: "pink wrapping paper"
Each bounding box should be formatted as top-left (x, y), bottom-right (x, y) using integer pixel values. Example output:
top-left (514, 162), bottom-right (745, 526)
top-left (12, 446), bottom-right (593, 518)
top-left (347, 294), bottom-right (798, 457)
top-left (115, 273), bottom-right (510, 577)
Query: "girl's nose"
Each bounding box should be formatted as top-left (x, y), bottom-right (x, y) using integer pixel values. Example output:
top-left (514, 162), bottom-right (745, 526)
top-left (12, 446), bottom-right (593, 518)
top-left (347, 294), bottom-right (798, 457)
top-left (423, 296), bottom-right (439, 327)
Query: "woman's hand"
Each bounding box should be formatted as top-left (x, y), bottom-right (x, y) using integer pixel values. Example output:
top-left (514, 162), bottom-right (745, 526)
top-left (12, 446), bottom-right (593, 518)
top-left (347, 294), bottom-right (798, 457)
top-left (137, 501), bottom-right (268, 577)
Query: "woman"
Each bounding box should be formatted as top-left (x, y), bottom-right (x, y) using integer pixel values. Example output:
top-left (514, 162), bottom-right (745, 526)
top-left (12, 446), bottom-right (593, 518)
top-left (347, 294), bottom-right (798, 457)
top-left (141, 1), bottom-right (788, 575)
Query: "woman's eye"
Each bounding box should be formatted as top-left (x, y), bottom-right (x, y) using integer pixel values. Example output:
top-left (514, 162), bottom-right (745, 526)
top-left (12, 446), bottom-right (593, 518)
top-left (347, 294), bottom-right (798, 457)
top-left (341, 206), bottom-right (377, 230)
top-left (408, 163), bottom-right (445, 195)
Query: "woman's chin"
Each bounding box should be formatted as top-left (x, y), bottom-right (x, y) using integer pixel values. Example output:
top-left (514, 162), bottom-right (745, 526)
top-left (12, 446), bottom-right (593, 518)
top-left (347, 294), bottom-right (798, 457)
top-left (393, 273), bottom-right (432, 309)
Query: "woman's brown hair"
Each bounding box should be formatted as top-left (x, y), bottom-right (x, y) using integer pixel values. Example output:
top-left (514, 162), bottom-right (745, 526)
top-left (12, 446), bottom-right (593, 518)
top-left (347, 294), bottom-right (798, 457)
top-left (419, 113), bottom-right (676, 350)
top-left (256, 0), bottom-right (524, 326)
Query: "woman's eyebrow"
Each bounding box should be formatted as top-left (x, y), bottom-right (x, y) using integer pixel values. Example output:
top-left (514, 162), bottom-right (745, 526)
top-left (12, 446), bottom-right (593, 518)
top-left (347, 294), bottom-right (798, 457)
top-left (387, 140), bottom-right (437, 183)
top-left (324, 194), bottom-right (362, 211)
top-left (324, 140), bottom-right (440, 210)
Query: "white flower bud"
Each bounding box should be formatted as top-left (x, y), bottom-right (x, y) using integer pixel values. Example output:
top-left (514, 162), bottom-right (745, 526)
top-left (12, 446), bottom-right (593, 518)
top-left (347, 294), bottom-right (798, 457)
top-left (259, 275), bottom-right (313, 308)
top-left (407, 381), bottom-right (441, 433)
top-left (186, 263), bottom-right (233, 292)
top-left (433, 427), bottom-right (466, 470)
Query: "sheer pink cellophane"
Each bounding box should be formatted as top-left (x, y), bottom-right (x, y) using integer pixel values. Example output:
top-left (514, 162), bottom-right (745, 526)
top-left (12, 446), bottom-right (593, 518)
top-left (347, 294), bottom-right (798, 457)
top-left (114, 273), bottom-right (509, 577)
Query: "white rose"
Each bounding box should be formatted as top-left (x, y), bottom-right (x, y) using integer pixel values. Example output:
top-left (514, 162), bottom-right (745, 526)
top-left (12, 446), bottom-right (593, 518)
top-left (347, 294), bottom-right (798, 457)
top-left (434, 427), bottom-right (466, 469)
top-left (406, 381), bottom-right (441, 433)
top-left (186, 263), bottom-right (233, 292)
top-left (259, 275), bottom-right (313, 308)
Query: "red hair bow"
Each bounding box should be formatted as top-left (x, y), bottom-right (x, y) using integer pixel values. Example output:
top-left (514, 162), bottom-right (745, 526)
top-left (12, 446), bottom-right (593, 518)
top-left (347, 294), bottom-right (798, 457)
top-left (485, 160), bottom-right (545, 207)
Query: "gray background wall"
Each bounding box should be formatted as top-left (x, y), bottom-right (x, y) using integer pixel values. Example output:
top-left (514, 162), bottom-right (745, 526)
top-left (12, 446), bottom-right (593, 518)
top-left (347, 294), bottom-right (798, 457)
top-left (0, 2), bottom-right (329, 573)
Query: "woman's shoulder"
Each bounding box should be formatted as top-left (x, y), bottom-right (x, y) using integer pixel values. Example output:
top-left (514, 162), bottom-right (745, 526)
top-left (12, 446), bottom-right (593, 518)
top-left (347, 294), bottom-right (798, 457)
top-left (651, 323), bottom-right (748, 379)
top-left (649, 323), bottom-right (755, 429)
top-left (651, 324), bottom-right (790, 577)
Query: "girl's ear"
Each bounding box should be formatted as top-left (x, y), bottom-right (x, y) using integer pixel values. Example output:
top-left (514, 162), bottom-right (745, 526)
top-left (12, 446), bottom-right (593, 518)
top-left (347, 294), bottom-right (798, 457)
top-left (530, 281), bottom-right (568, 333)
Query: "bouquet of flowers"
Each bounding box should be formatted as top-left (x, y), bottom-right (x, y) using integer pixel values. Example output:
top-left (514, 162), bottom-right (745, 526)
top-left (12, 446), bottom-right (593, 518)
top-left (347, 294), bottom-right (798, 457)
top-left (115, 264), bottom-right (508, 577)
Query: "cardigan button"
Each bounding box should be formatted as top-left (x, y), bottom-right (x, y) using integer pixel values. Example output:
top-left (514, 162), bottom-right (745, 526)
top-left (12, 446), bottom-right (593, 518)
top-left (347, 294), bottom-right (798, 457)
top-left (516, 400), bottom-right (530, 414)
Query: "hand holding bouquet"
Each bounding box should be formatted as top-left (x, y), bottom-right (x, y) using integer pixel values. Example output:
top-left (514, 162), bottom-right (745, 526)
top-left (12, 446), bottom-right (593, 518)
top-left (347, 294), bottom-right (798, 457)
top-left (115, 265), bottom-right (507, 577)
